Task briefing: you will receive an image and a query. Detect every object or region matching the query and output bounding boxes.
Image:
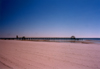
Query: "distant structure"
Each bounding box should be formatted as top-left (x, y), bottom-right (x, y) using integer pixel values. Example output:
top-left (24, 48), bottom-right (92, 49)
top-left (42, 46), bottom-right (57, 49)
top-left (22, 36), bottom-right (25, 40)
top-left (71, 36), bottom-right (76, 40)
top-left (16, 35), bottom-right (18, 39)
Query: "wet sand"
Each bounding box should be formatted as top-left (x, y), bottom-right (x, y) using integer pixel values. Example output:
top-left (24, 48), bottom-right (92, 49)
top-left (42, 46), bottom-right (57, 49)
top-left (0, 40), bottom-right (100, 69)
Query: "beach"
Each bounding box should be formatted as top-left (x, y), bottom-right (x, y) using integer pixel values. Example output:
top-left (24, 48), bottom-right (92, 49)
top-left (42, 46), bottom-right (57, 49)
top-left (0, 40), bottom-right (100, 69)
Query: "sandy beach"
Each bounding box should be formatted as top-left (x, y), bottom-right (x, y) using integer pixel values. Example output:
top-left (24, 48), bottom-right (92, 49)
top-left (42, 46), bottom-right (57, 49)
top-left (0, 40), bottom-right (100, 69)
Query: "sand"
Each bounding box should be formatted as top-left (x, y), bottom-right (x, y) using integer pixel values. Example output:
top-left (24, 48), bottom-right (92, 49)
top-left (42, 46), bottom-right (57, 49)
top-left (0, 40), bottom-right (100, 69)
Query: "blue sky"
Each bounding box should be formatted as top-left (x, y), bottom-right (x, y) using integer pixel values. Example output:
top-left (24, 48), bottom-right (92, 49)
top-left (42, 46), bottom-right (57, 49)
top-left (0, 0), bottom-right (100, 37)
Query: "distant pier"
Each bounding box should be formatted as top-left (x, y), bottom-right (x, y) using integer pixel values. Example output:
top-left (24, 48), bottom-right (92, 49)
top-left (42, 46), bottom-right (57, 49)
top-left (0, 37), bottom-right (72, 40)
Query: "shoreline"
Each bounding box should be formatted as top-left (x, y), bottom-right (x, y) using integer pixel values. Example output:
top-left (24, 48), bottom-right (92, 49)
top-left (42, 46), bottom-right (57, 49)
top-left (1, 39), bottom-right (98, 44)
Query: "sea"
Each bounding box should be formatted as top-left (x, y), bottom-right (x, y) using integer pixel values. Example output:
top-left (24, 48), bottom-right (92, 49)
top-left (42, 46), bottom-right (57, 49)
top-left (80, 38), bottom-right (100, 40)
top-left (50, 38), bottom-right (100, 44)
top-left (79, 38), bottom-right (100, 44)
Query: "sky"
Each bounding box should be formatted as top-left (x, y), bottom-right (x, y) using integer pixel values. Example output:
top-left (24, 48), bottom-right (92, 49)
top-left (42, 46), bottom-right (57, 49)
top-left (0, 0), bottom-right (100, 38)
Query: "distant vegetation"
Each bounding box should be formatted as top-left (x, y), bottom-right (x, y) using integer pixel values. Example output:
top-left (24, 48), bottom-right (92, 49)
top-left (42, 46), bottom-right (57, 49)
top-left (71, 36), bottom-right (76, 40)
top-left (16, 35), bottom-right (18, 39)
top-left (22, 36), bottom-right (25, 40)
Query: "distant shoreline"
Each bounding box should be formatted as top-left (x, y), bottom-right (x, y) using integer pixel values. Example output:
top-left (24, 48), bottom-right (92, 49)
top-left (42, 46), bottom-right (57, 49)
top-left (0, 37), bottom-right (100, 44)
top-left (1, 39), bottom-right (99, 44)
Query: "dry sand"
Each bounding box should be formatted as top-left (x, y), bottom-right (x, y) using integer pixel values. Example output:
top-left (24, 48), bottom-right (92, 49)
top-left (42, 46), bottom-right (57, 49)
top-left (0, 40), bottom-right (100, 69)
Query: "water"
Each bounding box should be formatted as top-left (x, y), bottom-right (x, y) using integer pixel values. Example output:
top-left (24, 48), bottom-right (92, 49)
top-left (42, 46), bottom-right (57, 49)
top-left (75, 38), bottom-right (100, 44)
top-left (80, 38), bottom-right (100, 41)
top-left (50, 38), bottom-right (100, 44)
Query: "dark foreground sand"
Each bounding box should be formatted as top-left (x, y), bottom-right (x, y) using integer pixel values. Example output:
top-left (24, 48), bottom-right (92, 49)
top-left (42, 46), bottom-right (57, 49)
top-left (0, 40), bottom-right (100, 69)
